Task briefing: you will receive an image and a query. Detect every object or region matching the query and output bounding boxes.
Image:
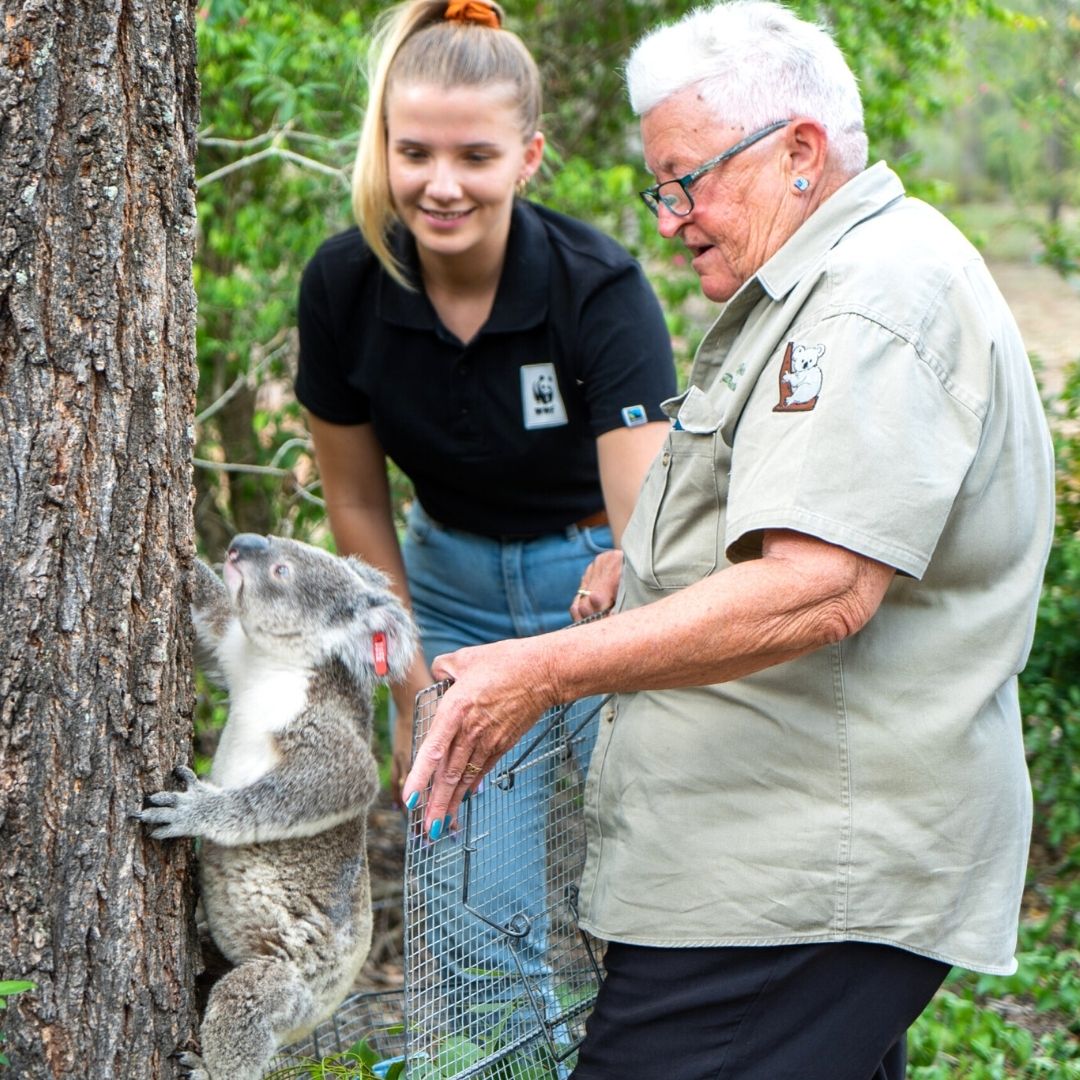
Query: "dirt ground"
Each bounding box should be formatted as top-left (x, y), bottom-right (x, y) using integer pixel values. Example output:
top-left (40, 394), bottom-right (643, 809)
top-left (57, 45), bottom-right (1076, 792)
top-left (988, 258), bottom-right (1080, 404)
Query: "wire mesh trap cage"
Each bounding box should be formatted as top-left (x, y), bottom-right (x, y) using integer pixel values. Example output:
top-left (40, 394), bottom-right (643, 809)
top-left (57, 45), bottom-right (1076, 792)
top-left (269, 647), bottom-right (608, 1078)
top-left (266, 985), bottom-right (406, 1077)
top-left (402, 683), bottom-right (609, 1080)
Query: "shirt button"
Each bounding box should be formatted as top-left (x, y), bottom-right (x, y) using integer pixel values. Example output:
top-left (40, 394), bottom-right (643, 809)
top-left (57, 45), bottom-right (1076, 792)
top-left (661, 450), bottom-right (671, 466)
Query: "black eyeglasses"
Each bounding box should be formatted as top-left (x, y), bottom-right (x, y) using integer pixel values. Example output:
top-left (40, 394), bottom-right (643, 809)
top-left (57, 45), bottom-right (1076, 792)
top-left (639, 120), bottom-right (791, 218)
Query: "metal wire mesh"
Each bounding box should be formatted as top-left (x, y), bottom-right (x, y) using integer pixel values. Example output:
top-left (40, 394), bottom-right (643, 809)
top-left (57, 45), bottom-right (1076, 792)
top-left (266, 986), bottom-right (406, 1076)
top-left (268, 612), bottom-right (608, 1079)
top-left (403, 685), bottom-right (608, 1080)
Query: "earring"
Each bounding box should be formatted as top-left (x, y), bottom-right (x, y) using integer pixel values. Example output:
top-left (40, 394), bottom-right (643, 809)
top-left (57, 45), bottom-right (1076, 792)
top-left (793, 176), bottom-right (810, 193)
top-left (516, 176), bottom-right (529, 195)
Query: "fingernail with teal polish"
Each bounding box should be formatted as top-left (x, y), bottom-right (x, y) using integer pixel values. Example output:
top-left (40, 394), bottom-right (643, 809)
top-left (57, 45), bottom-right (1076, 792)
top-left (405, 791), bottom-right (420, 812)
top-left (429, 817), bottom-right (443, 841)
top-left (443, 814), bottom-right (452, 834)
top-left (462, 789), bottom-right (471, 803)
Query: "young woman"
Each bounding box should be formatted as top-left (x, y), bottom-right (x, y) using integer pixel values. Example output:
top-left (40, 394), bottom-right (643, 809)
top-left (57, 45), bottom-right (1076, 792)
top-left (294, 0), bottom-right (676, 1036)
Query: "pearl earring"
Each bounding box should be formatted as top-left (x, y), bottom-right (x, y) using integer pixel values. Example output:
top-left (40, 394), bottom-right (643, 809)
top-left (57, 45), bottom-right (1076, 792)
top-left (793, 176), bottom-right (810, 193)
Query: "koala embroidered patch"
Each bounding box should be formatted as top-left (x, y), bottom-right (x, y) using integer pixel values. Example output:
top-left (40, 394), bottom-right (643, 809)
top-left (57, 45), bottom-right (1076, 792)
top-left (774, 341), bottom-right (824, 412)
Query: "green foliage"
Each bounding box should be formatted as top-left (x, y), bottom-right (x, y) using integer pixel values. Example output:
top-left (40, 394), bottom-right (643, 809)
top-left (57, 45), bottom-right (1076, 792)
top-left (406, 1037), bottom-right (562, 1080)
top-left (510, 0), bottom-right (703, 159)
top-left (1035, 220), bottom-right (1080, 278)
top-left (193, 0), bottom-right (378, 550)
top-left (192, 670), bottom-right (229, 775)
top-left (536, 153), bottom-right (703, 379)
top-left (1020, 361), bottom-right (1080, 852)
top-left (909, 984), bottom-right (1080, 1078)
top-left (0, 981), bottom-right (34, 1069)
top-left (263, 1035), bottom-right (405, 1079)
top-left (908, 877), bottom-right (1080, 1076)
top-left (909, 905), bottom-right (1080, 1076)
top-left (911, 0), bottom-right (1080, 264)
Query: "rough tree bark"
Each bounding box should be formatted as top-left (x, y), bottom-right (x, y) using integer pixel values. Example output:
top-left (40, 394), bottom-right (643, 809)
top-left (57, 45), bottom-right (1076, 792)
top-left (0, 1), bottom-right (200, 1076)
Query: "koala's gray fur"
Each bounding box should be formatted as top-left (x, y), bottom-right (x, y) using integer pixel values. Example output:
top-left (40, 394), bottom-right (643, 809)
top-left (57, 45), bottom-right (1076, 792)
top-left (137, 534), bottom-right (416, 1080)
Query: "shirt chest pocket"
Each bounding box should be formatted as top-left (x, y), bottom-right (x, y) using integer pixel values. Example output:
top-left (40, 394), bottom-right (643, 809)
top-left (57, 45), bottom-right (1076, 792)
top-left (623, 386), bottom-right (733, 590)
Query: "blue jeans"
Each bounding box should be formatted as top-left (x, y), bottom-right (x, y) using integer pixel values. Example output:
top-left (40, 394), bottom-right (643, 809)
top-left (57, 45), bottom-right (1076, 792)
top-left (400, 502), bottom-right (610, 1042)
top-left (402, 501), bottom-right (612, 648)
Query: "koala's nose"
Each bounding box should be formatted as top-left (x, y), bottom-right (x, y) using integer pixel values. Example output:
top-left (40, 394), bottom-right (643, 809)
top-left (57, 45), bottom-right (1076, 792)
top-left (227, 534), bottom-right (270, 561)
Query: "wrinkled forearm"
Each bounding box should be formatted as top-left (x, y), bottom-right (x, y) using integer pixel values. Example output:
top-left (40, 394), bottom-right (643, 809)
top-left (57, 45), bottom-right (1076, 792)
top-left (544, 531), bottom-right (894, 704)
top-left (408, 530), bottom-right (895, 826)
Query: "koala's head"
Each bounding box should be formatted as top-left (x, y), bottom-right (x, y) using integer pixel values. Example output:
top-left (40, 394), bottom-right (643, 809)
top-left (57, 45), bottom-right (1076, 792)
top-left (791, 343), bottom-right (824, 371)
top-left (221, 534), bottom-right (417, 685)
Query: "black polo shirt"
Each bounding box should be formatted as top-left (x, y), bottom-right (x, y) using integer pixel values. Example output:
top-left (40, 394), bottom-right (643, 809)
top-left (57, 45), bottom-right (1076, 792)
top-left (295, 200), bottom-right (676, 537)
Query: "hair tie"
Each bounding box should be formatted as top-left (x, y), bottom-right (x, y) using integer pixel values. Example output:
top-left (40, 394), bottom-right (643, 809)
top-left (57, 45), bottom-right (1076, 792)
top-left (444, 1), bottom-right (501, 28)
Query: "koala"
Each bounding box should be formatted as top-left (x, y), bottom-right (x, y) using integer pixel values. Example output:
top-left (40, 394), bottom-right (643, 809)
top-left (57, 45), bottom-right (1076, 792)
top-left (137, 534), bottom-right (416, 1080)
top-left (782, 342), bottom-right (824, 406)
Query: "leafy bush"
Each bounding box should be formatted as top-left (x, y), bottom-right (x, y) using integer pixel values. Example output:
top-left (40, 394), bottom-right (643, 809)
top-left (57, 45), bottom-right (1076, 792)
top-left (1020, 361), bottom-right (1080, 855)
top-left (193, 0), bottom-right (378, 552)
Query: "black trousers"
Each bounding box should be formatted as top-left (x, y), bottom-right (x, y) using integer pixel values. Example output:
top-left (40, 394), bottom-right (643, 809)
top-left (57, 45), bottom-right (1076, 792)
top-left (570, 940), bottom-right (950, 1080)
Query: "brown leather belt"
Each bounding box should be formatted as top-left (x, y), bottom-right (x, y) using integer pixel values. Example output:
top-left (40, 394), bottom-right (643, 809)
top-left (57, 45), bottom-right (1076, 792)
top-left (496, 508), bottom-right (610, 540)
top-left (574, 508), bottom-right (609, 529)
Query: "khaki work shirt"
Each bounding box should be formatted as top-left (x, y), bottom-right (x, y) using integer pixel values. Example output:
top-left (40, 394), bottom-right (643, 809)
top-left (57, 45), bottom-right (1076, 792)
top-left (578, 163), bottom-right (1055, 975)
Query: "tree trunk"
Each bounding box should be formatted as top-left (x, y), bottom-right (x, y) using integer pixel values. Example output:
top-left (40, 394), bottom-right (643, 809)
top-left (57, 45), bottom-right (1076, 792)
top-left (0, 1), bottom-right (201, 1076)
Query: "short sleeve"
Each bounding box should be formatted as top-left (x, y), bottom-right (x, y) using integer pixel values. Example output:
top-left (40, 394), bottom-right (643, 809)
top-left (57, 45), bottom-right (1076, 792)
top-left (725, 312), bottom-right (984, 578)
top-left (575, 263), bottom-right (678, 436)
top-left (294, 247), bottom-right (371, 425)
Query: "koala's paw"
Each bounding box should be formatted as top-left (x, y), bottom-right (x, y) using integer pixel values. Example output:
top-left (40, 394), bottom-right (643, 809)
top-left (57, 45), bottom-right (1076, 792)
top-left (136, 765), bottom-right (213, 840)
top-left (176, 1050), bottom-right (211, 1079)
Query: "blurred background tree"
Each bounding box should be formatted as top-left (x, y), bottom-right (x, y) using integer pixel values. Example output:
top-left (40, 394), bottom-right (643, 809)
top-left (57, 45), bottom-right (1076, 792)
top-left (193, 0), bottom-right (1058, 547)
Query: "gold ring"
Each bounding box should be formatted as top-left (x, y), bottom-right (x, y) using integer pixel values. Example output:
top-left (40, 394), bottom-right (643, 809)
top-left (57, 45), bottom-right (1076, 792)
top-left (575, 588), bottom-right (591, 597)
top-left (463, 762), bottom-right (483, 777)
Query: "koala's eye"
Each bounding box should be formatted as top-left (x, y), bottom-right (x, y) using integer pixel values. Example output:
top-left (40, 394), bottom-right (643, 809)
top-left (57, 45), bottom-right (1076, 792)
top-left (272, 563), bottom-right (291, 580)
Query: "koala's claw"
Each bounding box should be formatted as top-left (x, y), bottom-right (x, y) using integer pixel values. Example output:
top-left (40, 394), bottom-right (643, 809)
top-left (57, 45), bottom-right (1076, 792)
top-left (136, 764), bottom-right (208, 840)
top-left (174, 764), bottom-right (199, 786)
top-left (176, 1050), bottom-right (210, 1079)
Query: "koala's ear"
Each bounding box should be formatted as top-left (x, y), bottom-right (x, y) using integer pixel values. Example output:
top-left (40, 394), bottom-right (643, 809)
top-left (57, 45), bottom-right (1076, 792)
top-left (363, 596), bottom-right (418, 684)
top-left (342, 556), bottom-right (392, 593)
top-left (334, 596), bottom-right (417, 686)
top-left (326, 562), bottom-right (418, 685)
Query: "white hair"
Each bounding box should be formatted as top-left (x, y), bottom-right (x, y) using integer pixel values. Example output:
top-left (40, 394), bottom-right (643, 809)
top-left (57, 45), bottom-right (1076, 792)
top-left (626, 0), bottom-right (868, 175)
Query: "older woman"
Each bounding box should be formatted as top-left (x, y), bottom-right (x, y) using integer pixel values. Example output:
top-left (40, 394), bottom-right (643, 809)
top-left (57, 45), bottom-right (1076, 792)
top-left (403, 3), bottom-right (1055, 1077)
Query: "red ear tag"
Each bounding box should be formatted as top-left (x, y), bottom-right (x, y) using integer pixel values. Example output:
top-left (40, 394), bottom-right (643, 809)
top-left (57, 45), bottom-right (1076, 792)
top-left (372, 632), bottom-right (389, 676)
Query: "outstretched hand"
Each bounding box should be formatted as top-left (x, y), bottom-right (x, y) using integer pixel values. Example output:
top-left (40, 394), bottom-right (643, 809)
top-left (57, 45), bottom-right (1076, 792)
top-left (401, 635), bottom-right (559, 838)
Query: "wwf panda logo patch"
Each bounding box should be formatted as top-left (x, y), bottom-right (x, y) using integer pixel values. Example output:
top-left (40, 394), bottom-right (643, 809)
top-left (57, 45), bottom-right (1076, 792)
top-left (521, 362), bottom-right (568, 429)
